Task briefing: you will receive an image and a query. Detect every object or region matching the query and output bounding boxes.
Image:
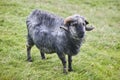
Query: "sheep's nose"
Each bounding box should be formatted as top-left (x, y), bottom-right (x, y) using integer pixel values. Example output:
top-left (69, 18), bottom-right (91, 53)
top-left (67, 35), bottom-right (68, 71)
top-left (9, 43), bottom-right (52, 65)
top-left (79, 31), bottom-right (84, 34)
top-left (79, 31), bottom-right (85, 38)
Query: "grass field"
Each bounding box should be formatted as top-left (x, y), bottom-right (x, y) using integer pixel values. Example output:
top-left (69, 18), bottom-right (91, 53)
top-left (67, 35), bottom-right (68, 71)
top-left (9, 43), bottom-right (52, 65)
top-left (0, 0), bottom-right (120, 80)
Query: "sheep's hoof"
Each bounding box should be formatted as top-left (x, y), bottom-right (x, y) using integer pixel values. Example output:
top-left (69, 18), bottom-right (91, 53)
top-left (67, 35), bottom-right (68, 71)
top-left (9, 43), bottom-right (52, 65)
top-left (68, 69), bottom-right (73, 72)
top-left (27, 58), bottom-right (33, 62)
top-left (41, 57), bottom-right (46, 60)
top-left (63, 68), bottom-right (68, 74)
top-left (63, 71), bottom-right (68, 74)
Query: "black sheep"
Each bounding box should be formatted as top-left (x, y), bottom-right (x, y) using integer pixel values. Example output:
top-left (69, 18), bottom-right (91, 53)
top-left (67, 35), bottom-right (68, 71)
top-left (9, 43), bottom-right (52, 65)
top-left (26, 9), bottom-right (94, 73)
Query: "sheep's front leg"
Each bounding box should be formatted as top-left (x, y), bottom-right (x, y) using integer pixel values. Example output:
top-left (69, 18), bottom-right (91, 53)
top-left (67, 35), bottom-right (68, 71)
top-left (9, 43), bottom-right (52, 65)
top-left (40, 51), bottom-right (45, 59)
top-left (57, 53), bottom-right (67, 73)
top-left (68, 55), bottom-right (73, 71)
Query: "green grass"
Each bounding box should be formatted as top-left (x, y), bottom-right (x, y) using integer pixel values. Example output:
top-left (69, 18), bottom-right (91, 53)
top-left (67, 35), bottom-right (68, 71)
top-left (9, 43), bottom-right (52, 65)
top-left (0, 0), bottom-right (120, 80)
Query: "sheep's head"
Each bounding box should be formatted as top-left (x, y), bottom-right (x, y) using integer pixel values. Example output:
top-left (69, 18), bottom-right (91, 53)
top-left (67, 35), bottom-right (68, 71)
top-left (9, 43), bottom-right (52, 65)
top-left (61, 14), bottom-right (94, 39)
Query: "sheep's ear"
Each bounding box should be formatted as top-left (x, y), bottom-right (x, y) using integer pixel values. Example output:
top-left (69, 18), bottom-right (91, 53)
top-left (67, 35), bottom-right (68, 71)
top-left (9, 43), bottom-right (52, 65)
top-left (80, 16), bottom-right (89, 25)
top-left (85, 26), bottom-right (94, 31)
top-left (64, 16), bottom-right (74, 26)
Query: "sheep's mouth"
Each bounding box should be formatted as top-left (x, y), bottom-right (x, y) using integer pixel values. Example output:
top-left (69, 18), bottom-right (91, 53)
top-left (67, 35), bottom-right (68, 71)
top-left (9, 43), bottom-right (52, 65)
top-left (78, 34), bottom-right (84, 38)
top-left (72, 36), bottom-right (80, 40)
top-left (72, 34), bottom-right (84, 40)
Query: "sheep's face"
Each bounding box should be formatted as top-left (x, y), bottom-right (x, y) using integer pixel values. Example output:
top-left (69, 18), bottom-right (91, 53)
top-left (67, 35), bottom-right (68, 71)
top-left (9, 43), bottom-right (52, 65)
top-left (68, 16), bottom-right (86, 38)
top-left (63, 14), bottom-right (94, 39)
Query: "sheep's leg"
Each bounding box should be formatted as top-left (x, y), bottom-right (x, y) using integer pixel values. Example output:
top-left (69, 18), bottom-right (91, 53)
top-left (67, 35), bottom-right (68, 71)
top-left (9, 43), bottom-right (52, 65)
top-left (68, 55), bottom-right (73, 71)
top-left (40, 51), bottom-right (45, 59)
top-left (26, 45), bottom-right (33, 62)
top-left (26, 35), bottom-right (34, 62)
top-left (57, 53), bottom-right (67, 73)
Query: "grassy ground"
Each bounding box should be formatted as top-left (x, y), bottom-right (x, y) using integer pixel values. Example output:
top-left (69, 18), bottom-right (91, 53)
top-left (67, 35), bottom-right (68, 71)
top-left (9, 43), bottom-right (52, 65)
top-left (0, 0), bottom-right (120, 80)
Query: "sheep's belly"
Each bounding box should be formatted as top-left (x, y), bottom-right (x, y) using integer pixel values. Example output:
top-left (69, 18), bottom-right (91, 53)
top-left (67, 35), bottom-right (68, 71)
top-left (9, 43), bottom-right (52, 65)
top-left (40, 47), bottom-right (55, 53)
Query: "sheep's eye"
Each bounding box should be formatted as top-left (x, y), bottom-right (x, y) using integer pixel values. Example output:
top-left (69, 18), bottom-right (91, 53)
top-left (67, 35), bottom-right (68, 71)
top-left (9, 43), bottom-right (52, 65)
top-left (82, 23), bottom-right (85, 26)
top-left (71, 22), bottom-right (77, 26)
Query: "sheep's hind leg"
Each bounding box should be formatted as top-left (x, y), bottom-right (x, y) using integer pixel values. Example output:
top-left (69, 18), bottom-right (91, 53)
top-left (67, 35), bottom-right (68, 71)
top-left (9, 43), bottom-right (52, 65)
top-left (26, 35), bottom-right (34, 62)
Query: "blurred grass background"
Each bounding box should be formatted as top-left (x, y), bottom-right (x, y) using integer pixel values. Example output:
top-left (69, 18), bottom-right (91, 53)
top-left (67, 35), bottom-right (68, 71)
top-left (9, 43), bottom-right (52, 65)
top-left (0, 0), bottom-right (120, 80)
